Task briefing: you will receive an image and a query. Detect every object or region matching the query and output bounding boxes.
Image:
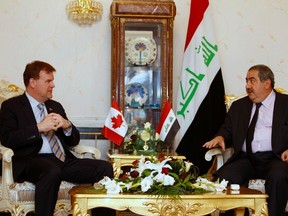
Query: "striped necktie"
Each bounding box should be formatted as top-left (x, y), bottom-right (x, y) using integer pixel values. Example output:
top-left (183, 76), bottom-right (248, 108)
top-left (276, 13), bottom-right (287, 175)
top-left (38, 103), bottom-right (45, 121)
top-left (37, 103), bottom-right (65, 162)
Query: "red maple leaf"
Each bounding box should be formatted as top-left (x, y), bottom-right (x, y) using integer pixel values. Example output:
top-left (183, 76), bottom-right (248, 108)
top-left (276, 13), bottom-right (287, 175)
top-left (111, 114), bottom-right (124, 129)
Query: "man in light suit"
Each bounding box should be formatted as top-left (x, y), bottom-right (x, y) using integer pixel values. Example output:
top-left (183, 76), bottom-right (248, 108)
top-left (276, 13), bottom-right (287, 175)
top-left (0, 60), bottom-right (114, 216)
top-left (203, 64), bottom-right (288, 216)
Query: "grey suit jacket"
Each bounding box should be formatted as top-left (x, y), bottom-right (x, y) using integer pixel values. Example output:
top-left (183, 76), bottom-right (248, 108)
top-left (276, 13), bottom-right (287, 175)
top-left (216, 91), bottom-right (288, 162)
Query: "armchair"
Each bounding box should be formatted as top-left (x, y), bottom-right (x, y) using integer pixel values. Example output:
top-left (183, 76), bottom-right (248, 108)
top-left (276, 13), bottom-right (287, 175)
top-left (205, 88), bottom-right (288, 212)
top-left (0, 80), bottom-right (102, 215)
top-left (205, 147), bottom-right (288, 212)
top-left (0, 144), bottom-right (101, 216)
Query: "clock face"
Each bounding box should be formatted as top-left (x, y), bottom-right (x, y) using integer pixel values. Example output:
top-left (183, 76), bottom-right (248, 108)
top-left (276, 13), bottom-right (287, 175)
top-left (125, 37), bottom-right (157, 65)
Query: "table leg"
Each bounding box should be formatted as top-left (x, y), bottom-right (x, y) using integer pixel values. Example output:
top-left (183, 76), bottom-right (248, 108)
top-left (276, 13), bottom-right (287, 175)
top-left (254, 198), bottom-right (269, 216)
top-left (110, 158), bottom-right (122, 178)
top-left (71, 197), bottom-right (89, 216)
top-left (234, 207), bottom-right (245, 216)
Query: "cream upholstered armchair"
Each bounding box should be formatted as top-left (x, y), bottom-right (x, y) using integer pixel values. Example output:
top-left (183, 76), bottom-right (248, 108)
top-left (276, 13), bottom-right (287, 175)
top-left (0, 80), bottom-right (101, 216)
top-left (205, 88), bottom-right (288, 212)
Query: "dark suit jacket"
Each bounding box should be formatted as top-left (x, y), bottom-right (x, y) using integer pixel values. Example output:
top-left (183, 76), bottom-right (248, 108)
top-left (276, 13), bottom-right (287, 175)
top-left (216, 91), bottom-right (288, 162)
top-left (0, 93), bottom-right (80, 179)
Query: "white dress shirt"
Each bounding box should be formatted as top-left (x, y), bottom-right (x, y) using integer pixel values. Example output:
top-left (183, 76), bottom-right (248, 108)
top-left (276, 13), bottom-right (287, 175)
top-left (242, 90), bottom-right (275, 153)
top-left (25, 92), bottom-right (66, 154)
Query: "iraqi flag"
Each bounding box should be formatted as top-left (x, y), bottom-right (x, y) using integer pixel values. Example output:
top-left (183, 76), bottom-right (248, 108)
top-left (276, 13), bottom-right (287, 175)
top-left (102, 99), bottom-right (128, 146)
top-left (156, 100), bottom-right (180, 145)
top-left (174, 0), bottom-right (226, 175)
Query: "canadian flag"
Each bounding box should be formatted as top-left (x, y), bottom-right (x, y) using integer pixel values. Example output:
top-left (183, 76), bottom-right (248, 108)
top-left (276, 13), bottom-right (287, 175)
top-left (156, 100), bottom-right (180, 145)
top-left (102, 99), bottom-right (128, 146)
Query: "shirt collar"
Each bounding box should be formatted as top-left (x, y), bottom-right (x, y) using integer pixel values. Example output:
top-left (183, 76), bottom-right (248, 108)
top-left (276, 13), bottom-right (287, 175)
top-left (260, 90), bottom-right (275, 108)
top-left (25, 92), bottom-right (43, 109)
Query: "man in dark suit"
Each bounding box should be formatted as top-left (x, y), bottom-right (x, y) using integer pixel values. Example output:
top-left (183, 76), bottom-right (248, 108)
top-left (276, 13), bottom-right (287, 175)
top-left (203, 64), bottom-right (288, 216)
top-left (0, 60), bottom-right (114, 216)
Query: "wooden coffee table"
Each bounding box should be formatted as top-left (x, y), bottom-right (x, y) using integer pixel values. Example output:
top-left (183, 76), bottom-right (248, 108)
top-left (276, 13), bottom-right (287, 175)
top-left (69, 185), bottom-right (268, 216)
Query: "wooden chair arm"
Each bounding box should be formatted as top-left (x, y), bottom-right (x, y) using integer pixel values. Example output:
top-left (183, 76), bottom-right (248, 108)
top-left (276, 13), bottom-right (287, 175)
top-left (0, 145), bottom-right (15, 200)
top-left (205, 148), bottom-right (223, 161)
top-left (205, 147), bottom-right (235, 173)
top-left (205, 148), bottom-right (225, 171)
top-left (71, 145), bottom-right (101, 159)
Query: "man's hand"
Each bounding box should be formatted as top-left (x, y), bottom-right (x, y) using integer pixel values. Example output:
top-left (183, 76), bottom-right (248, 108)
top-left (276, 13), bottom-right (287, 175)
top-left (202, 136), bottom-right (226, 151)
top-left (281, 149), bottom-right (288, 162)
top-left (49, 113), bottom-right (71, 130)
top-left (37, 113), bottom-right (71, 133)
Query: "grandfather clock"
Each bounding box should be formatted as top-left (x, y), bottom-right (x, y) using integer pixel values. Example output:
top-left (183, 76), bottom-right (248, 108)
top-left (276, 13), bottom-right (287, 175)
top-left (110, 0), bottom-right (176, 134)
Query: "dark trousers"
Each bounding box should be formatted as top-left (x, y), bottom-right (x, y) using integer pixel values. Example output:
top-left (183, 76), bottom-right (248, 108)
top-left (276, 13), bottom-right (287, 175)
top-left (214, 151), bottom-right (288, 216)
top-left (16, 154), bottom-right (114, 216)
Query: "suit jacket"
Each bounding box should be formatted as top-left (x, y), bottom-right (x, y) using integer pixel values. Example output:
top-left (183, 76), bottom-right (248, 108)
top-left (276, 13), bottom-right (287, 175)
top-left (216, 91), bottom-right (288, 162)
top-left (0, 93), bottom-right (80, 179)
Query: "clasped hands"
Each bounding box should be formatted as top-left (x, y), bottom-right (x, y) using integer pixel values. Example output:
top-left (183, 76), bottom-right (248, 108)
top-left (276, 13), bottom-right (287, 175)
top-left (37, 113), bottom-right (71, 134)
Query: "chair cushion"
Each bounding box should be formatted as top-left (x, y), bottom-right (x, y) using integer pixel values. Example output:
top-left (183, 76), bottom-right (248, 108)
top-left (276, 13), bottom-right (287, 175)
top-left (6, 179), bottom-right (75, 204)
top-left (248, 179), bottom-right (265, 193)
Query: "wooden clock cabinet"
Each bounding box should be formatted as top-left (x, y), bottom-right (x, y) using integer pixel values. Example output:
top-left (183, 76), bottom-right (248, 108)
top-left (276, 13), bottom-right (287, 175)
top-left (110, 0), bottom-right (176, 135)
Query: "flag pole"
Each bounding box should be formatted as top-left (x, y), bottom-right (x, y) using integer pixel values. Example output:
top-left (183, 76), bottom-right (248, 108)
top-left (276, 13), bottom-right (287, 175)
top-left (110, 141), bottom-right (114, 153)
top-left (111, 96), bottom-right (115, 153)
top-left (165, 96), bottom-right (171, 154)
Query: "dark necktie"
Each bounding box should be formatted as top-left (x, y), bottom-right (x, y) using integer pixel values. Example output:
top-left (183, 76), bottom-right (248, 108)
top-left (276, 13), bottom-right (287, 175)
top-left (246, 103), bottom-right (262, 161)
top-left (38, 103), bottom-right (65, 162)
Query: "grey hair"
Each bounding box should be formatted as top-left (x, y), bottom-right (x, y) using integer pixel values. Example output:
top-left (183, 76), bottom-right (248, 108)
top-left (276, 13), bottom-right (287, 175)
top-left (248, 64), bottom-right (275, 88)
